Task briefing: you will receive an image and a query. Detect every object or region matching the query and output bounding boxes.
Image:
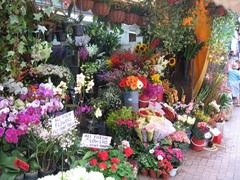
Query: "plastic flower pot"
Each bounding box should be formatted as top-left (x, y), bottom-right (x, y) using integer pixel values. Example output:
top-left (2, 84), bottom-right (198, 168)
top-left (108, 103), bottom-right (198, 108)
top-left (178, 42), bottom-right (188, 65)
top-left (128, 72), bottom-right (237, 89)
top-left (123, 91), bottom-right (139, 111)
top-left (92, 2), bottom-right (110, 16)
top-left (14, 174), bottom-right (24, 180)
top-left (191, 136), bottom-right (206, 151)
top-left (76, 0), bottom-right (94, 11)
top-left (109, 10), bottom-right (125, 24)
top-left (169, 167), bottom-right (179, 177)
top-left (124, 13), bottom-right (139, 25)
top-left (141, 168), bottom-right (149, 176)
top-left (24, 171), bottom-right (38, 180)
top-left (139, 95), bottom-right (150, 108)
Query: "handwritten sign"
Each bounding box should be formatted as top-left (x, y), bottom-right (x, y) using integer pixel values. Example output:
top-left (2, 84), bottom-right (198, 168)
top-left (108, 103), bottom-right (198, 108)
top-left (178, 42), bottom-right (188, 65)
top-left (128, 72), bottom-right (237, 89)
top-left (80, 133), bottom-right (112, 149)
top-left (52, 111), bottom-right (76, 136)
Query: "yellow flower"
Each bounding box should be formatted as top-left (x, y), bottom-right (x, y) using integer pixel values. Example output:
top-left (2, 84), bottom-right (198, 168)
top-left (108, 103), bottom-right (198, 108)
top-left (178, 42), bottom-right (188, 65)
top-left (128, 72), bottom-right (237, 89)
top-left (135, 43), bottom-right (148, 55)
top-left (151, 74), bottom-right (161, 83)
top-left (169, 57), bottom-right (176, 67)
top-left (106, 59), bottom-right (112, 67)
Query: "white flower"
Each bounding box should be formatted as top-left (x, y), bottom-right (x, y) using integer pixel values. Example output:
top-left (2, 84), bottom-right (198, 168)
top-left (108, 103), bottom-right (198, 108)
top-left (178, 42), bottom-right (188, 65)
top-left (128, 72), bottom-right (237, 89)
top-left (86, 80), bottom-right (94, 93)
top-left (187, 117), bottom-right (196, 125)
top-left (0, 84), bottom-right (3, 91)
top-left (157, 155), bottom-right (163, 161)
top-left (76, 73), bottom-right (86, 86)
top-left (122, 140), bottom-right (130, 148)
top-left (74, 86), bottom-right (82, 94)
top-left (149, 149), bottom-right (155, 154)
top-left (86, 44), bottom-right (99, 57)
top-left (106, 177), bottom-right (115, 180)
top-left (95, 108), bottom-right (102, 118)
top-left (137, 80), bottom-right (143, 89)
top-left (87, 171), bottom-right (105, 180)
top-left (204, 132), bottom-right (212, 139)
top-left (209, 100), bottom-right (220, 113)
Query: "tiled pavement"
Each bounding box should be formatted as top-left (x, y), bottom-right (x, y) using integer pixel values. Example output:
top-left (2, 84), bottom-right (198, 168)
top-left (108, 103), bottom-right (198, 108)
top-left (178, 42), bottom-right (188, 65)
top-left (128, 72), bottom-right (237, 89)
top-left (139, 107), bottom-right (240, 180)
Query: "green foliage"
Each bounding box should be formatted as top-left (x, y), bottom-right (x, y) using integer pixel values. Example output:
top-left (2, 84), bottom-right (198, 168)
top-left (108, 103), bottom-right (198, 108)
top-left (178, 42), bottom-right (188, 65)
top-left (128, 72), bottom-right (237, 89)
top-left (218, 93), bottom-right (233, 111)
top-left (138, 153), bottom-right (158, 171)
top-left (85, 20), bottom-right (121, 56)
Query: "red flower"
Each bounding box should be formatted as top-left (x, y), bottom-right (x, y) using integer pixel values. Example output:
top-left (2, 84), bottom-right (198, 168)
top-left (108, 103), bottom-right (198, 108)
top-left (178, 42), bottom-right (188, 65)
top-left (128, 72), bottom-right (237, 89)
top-left (138, 76), bottom-right (148, 88)
top-left (150, 38), bottom-right (160, 49)
top-left (14, 159), bottom-right (29, 172)
top-left (111, 164), bottom-right (118, 172)
top-left (111, 55), bottom-right (122, 67)
top-left (119, 78), bottom-right (127, 88)
top-left (122, 52), bottom-right (136, 62)
top-left (98, 162), bottom-right (107, 170)
top-left (111, 157), bottom-right (120, 164)
top-left (97, 151), bottom-right (109, 161)
top-left (124, 147), bottom-right (134, 158)
top-left (89, 158), bottom-right (98, 166)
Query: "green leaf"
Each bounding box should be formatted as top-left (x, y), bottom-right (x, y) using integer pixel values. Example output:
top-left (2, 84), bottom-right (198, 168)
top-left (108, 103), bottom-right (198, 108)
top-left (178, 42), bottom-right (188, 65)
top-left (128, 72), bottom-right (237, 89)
top-left (35, 25), bottom-right (47, 34)
top-left (33, 13), bottom-right (43, 21)
top-left (82, 151), bottom-right (97, 160)
top-left (17, 41), bottom-right (26, 54)
top-left (9, 15), bottom-right (19, 24)
top-left (43, 6), bottom-right (54, 17)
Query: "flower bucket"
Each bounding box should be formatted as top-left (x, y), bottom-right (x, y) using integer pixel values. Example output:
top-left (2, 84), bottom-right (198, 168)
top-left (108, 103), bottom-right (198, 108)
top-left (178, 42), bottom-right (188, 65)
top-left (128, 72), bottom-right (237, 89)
top-left (149, 169), bottom-right (157, 178)
top-left (15, 174), bottom-right (24, 180)
top-left (191, 136), bottom-right (206, 151)
top-left (139, 95), bottom-right (150, 108)
top-left (141, 168), bottom-right (149, 176)
top-left (123, 91), bottom-right (139, 111)
top-left (76, 0), bottom-right (94, 11)
top-left (169, 167), bottom-right (179, 177)
top-left (162, 173), bottom-right (170, 180)
top-left (24, 171), bottom-right (38, 180)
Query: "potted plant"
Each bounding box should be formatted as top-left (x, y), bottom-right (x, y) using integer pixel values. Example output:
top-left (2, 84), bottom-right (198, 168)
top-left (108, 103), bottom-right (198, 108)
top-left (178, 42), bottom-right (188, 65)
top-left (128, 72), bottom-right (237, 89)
top-left (124, 2), bottom-right (139, 25)
top-left (92, 0), bottom-right (111, 17)
top-left (137, 153), bottom-right (158, 178)
top-left (109, 1), bottom-right (126, 24)
top-left (76, 0), bottom-right (94, 11)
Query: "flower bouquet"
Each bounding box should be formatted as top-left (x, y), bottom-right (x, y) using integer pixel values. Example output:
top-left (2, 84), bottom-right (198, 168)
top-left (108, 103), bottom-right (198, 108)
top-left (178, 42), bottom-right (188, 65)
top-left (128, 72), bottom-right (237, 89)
top-left (119, 75), bottom-right (147, 111)
top-left (168, 131), bottom-right (190, 150)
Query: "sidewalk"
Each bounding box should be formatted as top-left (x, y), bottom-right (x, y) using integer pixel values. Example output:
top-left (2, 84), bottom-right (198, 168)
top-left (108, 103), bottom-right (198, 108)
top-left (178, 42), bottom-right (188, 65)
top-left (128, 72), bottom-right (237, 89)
top-left (139, 107), bottom-right (240, 180)
top-left (172, 107), bottom-right (240, 180)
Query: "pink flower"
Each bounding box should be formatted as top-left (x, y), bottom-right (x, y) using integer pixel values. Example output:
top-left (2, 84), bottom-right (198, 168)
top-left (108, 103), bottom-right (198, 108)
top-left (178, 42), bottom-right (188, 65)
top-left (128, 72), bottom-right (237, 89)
top-left (0, 127), bottom-right (4, 137)
top-left (5, 128), bottom-right (19, 143)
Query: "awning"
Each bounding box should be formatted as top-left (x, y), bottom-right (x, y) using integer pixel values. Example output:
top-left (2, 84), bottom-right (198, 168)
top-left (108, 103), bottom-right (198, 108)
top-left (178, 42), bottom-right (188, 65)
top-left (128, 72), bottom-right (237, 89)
top-left (213, 0), bottom-right (240, 13)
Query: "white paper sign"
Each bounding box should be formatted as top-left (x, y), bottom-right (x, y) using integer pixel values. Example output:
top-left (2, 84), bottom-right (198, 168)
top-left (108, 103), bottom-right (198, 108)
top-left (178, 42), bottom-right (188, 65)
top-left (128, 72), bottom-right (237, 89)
top-left (80, 133), bottom-right (112, 149)
top-left (52, 111), bottom-right (76, 136)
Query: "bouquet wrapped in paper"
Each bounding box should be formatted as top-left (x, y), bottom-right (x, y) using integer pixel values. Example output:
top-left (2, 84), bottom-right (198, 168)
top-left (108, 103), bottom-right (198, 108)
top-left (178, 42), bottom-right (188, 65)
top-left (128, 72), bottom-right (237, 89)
top-left (145, 123), bottom-right (155, 142)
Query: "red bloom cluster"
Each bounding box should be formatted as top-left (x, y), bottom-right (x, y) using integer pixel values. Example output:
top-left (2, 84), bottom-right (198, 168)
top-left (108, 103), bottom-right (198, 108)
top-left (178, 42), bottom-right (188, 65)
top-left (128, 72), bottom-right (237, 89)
top-left (116, 119), bottom-right (139, 128)
top-left (98, 162), bottom-right (108, 170)
top-left (110, 51), bottom-right (137, 67)
top-left (98, 151), bottom-right (109, 161)
top-left (111, 157), bottom-right (120, 164)
top-left (124, 147), bottom-right (134, 158)
top-left (14, 159), bottom-right (29, 172)
top-left (89, 158), bottom-right (98, 166)
top-left (158, 159), bottom-right (173, 174)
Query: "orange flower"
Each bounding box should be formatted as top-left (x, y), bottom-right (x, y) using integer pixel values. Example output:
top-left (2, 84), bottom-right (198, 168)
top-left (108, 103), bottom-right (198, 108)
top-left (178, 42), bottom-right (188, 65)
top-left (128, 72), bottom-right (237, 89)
top-left (182, 17), bottom-right (193, 26)
top-left (126, 76), bottom-right (138, 90)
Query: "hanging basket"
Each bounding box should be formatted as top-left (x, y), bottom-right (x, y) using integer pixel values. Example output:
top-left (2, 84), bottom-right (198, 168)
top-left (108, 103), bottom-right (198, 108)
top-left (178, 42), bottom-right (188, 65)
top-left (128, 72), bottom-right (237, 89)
top-left (109, 10), bottom-right (125, 24)
top-left (124, 13), bottom-right (139, 25)
top-left (76, 0), bottom-right (94, 11)
top-left (92, 2), bottom-right (110, 16)
top-left (136, 16), bottom-right (145, 26)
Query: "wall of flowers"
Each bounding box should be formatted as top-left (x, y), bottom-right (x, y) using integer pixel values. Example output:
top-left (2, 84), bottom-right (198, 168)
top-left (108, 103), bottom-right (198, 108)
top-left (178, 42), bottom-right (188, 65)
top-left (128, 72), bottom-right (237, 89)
top-left (0, 0), bottom-right (237, 180)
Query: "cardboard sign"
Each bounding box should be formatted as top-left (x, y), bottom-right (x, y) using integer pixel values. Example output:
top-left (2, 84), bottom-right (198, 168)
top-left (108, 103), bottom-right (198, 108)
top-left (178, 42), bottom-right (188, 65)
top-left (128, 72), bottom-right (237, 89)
top-left (80, 133), bottom-right (112, 149)
top-left (51, 111), bottom-right (76, 136)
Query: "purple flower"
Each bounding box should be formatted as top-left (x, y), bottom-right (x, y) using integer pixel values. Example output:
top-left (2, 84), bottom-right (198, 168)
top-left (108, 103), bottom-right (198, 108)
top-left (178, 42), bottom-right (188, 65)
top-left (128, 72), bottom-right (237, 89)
top-left (79, 47), bottom-right (89, 61)
top-left (144, 83), bottom-right (164, 98)
top-left (75, 105), bottom-right (92, 117)
top-left (5, 128), bottom-right (19, 143)
top-left (0, 127), bottom-right (4, 137)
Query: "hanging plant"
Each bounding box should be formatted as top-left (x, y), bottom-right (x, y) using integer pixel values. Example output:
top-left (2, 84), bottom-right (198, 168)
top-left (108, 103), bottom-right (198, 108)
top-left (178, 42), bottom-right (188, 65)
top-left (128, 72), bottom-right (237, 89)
top-left (92, 0), bottom-right (111, 17)
top-left (124, 2), bottom-right (140, 25)
top-left (76, 0), bottom-right (94, 11)
top-left (108, 1), bottom-right (126, 24)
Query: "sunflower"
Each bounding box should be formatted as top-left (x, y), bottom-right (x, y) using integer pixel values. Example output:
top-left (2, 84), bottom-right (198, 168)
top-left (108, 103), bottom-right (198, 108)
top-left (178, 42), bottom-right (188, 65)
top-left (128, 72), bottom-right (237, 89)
top-left (134, 43), bottom-right (148, 55)
top-left (169, 57), bottom-right (176, 67)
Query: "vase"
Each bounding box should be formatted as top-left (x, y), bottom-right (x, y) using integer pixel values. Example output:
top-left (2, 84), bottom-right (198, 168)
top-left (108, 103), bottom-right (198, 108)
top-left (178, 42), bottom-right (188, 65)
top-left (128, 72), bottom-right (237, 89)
top-left (191, 136), bottom-right (206, 151)
top-left (123, 91), bottom-right (139, 111)
top-left (92, 2), bottom-right (110, 17)
top-left (14, 174), bottom-right (24, 180)
top-left (169, 167), bottom-right (179, 177)
top-left (109, 10), bottom-right (125, 24)
top-left (24, 171), bottom-right (38, 180)
top-left (76, 0), bottom-right (94, 11)
top-left (124, 13), bottom-right (139, 25)
top-left (73, 24), bottom-right (84, 36)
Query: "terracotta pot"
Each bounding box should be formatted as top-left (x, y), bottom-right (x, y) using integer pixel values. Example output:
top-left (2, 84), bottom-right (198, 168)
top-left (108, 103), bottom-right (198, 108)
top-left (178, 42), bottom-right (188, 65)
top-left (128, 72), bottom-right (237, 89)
top-left (141, 168), bottom-right (149, 176)
top-left (92, 2), bottom-right (110, 16)
top-left (136, 16), bottom-right (145, 26)
top-left (76, 0), bottom-right (94, 11)
top-left (191, 136), bottom-right (205, 151)
top-left (109, 10), bottom-right (125, 24)
top-left (162, 173), bottom-right (169, 180)
top-left (149, 169), bottom-right (157, 178)
top-left (122, 177), bottom-right (127, 180)
top-left (124, 13), bottom-right (139, 25)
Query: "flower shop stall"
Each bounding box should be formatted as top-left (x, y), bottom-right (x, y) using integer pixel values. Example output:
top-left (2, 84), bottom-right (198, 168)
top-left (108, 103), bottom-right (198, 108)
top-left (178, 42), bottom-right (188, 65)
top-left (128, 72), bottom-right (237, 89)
top-left (0, 0), bottom-right (237, 180)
